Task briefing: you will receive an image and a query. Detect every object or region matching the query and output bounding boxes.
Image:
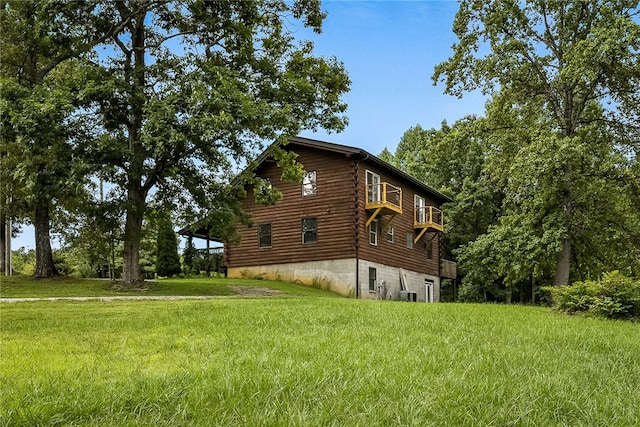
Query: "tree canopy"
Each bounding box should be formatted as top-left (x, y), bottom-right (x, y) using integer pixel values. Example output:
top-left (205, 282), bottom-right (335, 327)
top-left (433, 0), bottom-right (640, 287)
top-left (2, 0), bottom-right (350, 285)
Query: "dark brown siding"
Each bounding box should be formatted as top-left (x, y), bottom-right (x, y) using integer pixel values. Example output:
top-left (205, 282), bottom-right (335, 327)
top-left (226, 144), bottom-right (444, 278)
top-left (226, 147), bottom-right (357, 267)
top-left (357, 163), bottom-right (441, 276)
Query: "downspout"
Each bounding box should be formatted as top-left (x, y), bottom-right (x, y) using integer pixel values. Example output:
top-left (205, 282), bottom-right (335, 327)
top-left (354, 154), bottom-right (371, 299)
top-left (437, 206), bottom-right (442, 303)
top-left (353, 159), bottom-right (360, 298)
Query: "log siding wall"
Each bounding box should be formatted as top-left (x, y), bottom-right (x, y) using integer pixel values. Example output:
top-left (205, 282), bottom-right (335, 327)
top-left (226, 143), bottom-right (442, 281)
top-left (226, 147), bottom-right (357, 267)
top-left (356, 165), bottom-right (440, 277)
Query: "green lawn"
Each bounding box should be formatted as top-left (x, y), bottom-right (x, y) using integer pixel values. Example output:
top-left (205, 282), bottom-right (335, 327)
top-left (0, 275), bottom-right (338, 299)
top-left (1, 284), bottom-right (639, 426)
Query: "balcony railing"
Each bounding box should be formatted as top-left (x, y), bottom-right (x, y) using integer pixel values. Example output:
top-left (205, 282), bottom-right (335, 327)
top-left (414, 206), bottom-right (444, 232)
top-left (365, 182), bottom-right (403, 228)
top-left (366, 182), bottom-right (402, 213)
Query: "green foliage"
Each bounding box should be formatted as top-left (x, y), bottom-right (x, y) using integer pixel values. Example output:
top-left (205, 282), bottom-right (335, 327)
top-left (80, 0), bottom-right (350, 284)
top-left (155, 215), bottom-right (181, 278)
top-left (0, 1), bottom-right (103, 277)
top-left (546, 271), bottom-right (640, 320)
top-left (2, 0), bottom-right (350, 285)
top-left (433, 0), bottom-right (640, 286)
top-left (10, 247), bottom-right (36, 276)
top-left (181, 235), bottom-right (197, 275)
top-left (75, 263), bottom-right (96, 279)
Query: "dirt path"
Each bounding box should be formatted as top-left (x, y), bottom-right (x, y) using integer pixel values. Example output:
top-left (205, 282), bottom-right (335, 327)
top-left (0, 286), bottom-right (282, 303)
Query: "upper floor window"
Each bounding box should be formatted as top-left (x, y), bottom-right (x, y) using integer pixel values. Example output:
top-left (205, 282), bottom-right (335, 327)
top-left (258, 223), bottom-right (272, 248)
top-left (369, 219), bottom-right (378, 246)
top-left (387, 225), bottom-right (394, 243)
top-left (302, 170), bottom-right (317, 196)
top-left (302, 217), bottom-right (317, 244)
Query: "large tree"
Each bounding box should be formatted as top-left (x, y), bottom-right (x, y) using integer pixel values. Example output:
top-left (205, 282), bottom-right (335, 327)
top-left (433, 0), bottom-right (640, 285)
top-left (0, 0), bottom-right (125, 277)
top-left (88, 0), bottom-right (349, 286)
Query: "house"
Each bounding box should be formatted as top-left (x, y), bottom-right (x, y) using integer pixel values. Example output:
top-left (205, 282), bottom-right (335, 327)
top-left (187, 136), bottom-right (451, 301)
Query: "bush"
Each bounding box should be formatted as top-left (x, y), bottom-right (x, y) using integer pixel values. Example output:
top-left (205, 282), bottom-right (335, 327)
top-left (76, 263), bottom-right (96, 279)
top-left (156, 214), bottom-right (181, 277)
top-left (545, 271), bottom-right (640, 320)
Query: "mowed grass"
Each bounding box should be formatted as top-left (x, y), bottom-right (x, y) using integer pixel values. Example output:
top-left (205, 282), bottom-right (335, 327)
top-left (0, 275), bottom-right (338, 299)
top-left (1, 295), bottom-right (640, 425)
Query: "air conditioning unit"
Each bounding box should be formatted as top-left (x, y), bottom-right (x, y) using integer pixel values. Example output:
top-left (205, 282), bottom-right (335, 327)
top-left (399, 290), bottom-right (417, 302)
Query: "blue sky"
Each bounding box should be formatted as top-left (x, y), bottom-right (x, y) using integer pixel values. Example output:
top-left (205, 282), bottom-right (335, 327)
top-left (13, 0), bottom-right (486, 250)
top-left (299, 0), bottom-right (487, 154)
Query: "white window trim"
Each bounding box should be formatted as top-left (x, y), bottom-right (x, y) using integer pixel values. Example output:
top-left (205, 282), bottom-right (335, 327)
top-left (369, 219), bottom-right (378, 246)
top-left (415, 194), bottom-right (426, 223)
top-left (302, 170), bottom-right (317, 197)
top-left (387, 225), bottom-right (394, 243)
top-left (366, 170), bottom-right (381, 203)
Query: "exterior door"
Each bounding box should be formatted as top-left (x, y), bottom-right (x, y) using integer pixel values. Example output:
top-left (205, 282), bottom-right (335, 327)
top-left (366, 170), bottom-right (381, 203)
top-left (425, 279), bottom-right (434, 303)
top-left (415, 195), bottom-right (426, 223)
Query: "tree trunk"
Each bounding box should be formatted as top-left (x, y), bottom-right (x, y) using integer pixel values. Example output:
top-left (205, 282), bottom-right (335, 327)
top-left (119, 5), bottom-right (148, 288)
top-left (554, 156), bottom-right (573, 286)
top-left (34, 200), bottom-right (57, 277)
top-left (554, 236), bottom-right (572, 286)
top-left (121, 185), bottom-right (145, 287)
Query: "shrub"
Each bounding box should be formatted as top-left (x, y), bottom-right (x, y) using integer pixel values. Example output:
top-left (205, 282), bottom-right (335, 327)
top-left (545, 271), bottom-right (640, 320)
top-left (156, 214), bottom-right (181, 277)
top-left (76, 263), bottom-right (96, 279)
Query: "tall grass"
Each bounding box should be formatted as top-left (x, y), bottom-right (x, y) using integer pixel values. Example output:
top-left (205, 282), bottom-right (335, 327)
top-left (2, 299), bottom-right (639, 426)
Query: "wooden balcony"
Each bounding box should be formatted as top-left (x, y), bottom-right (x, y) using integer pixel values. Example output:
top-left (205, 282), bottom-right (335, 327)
top-left (365, 182), bottom-right (402, 227)
top-left (414, 206), bottom-right (444, 243)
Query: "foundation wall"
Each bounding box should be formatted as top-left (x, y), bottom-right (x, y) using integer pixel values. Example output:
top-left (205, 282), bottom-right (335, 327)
top-left (228, 258), bottom-right (440, 302)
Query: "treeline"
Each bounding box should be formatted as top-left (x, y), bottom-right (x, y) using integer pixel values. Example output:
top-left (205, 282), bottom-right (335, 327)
top-left (383, 116), bottom-right (640, 302)
top-left (382, 1), bottom-right (640, 302)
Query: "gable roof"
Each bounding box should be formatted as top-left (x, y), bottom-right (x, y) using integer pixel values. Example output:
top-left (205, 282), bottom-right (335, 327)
top-left (271, 136), bottom-right (453, 204)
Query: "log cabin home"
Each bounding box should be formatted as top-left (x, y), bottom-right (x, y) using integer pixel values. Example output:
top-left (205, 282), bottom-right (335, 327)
top-left (186, 136), bottom-right (451, 301)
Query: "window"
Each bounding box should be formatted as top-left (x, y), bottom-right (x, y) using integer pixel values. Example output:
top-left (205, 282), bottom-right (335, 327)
top-left (369, 220), bottom-right (378, 246)
top-left (258, 223), bottom-right (272, 248)
top-left (369, 267), bottom-right (377, 291)
top-left (406, 233), bottom-right (413, 249)
top-left (415, 195), bottom-right (426, 223)
top-left (302, 170), bottom-right (317, 197)
top-left (366, 170), bottom-right (381, 203)
top-left (387, 225), bottom-right (394, 243)
top-left (302, 217), bottom-right (317, 244)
